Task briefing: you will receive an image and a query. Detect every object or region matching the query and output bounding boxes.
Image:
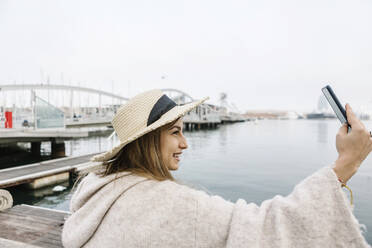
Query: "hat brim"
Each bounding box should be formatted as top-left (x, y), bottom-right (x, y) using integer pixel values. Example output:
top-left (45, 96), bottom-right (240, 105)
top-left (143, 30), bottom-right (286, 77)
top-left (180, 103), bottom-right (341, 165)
top-left (91, 97), bottom-right (209, 162)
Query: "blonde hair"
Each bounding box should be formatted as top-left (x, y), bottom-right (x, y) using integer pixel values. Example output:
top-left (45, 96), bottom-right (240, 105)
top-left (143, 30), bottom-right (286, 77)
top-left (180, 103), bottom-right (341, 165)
top-left (97, 119), bottom-right (179, 181)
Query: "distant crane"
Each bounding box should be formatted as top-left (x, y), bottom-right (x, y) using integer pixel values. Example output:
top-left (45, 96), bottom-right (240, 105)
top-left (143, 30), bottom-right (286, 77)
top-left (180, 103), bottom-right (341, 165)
top-left (219, 92), bottom-right (241, 114)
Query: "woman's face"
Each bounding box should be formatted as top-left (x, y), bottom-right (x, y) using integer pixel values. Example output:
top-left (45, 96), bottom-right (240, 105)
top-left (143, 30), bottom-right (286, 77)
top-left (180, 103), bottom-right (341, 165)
top-left (160, 118), bottom-right (188, 170)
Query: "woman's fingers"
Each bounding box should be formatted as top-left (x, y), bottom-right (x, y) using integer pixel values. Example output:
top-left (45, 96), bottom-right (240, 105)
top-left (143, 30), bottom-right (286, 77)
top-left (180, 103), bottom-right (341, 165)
top-left (345, 104), bottom-right (365, 130)
top-left (337, 123), bottom-right (348, 136)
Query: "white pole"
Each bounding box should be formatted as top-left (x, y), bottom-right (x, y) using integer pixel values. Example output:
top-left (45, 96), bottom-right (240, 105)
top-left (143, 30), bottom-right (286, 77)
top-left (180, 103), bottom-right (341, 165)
top-left (31, 90), bottom-right (36, 129)
top-left (70, 89), bottom-right (73, 119)
top-left (99, 93), bottom-right (102, 117)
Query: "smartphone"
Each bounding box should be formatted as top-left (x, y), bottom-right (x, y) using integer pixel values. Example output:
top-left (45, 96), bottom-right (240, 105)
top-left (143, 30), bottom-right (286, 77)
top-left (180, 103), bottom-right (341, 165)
top-left (321, 85), bottom-right (351, 130)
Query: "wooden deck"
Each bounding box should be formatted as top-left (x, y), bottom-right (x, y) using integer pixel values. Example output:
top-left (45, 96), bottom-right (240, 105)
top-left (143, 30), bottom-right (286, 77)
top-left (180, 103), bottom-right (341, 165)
top-left (0, 204), bottom-right (69, 247)
top-left (0, 129), bottom-right (89, 144)
top-left (65, 119), bottom-right (112, 128)
top-left (0, 153), bottom-right (100, 188)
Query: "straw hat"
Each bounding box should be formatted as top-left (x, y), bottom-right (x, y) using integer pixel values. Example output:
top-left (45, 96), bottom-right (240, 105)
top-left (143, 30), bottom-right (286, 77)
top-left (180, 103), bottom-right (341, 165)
top-left (92, 89), bottom-right (208, 162)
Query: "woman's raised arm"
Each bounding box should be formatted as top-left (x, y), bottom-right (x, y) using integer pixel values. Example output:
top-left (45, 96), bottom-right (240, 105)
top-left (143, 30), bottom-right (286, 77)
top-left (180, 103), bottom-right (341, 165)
top-left (333, 104), bottom-right (372, 183)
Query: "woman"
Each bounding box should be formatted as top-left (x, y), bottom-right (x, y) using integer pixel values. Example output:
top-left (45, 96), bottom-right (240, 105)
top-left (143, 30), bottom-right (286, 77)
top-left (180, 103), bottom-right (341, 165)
top-left (62, 89), bottom-right (372, 247)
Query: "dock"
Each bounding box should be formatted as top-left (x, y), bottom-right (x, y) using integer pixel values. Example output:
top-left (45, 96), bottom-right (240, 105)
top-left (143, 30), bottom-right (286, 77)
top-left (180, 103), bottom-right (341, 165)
top-left (0, 204), bottom-right (69, 247)
top-left (0, 153), bottom-right (100, 188)
top-left (0, 129), bottom-right (90, 158)
top-left (0, 129), bottom-right (89, 144)
top-left (65, 119), bottom-right (111, 128)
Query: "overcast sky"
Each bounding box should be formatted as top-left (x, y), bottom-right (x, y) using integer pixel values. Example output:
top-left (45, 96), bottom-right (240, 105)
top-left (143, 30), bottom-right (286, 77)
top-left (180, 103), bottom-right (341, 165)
top-left (1, 0), bottom-right (372, 112)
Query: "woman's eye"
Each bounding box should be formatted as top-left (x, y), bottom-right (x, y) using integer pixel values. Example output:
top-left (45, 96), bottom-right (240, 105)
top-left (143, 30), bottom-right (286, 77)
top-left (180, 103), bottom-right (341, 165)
top-left (172, 131), bottom-right (179, 135)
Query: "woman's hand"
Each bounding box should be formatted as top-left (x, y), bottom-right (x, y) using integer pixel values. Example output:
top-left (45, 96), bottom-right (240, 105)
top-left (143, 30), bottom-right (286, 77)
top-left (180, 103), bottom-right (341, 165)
top-left (333, 104), bottom-right (372, 183)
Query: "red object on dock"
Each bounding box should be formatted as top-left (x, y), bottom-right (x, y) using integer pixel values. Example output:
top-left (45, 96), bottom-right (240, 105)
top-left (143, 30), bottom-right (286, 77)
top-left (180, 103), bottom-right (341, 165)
top-left (5, 111), bottom-right (12, 128)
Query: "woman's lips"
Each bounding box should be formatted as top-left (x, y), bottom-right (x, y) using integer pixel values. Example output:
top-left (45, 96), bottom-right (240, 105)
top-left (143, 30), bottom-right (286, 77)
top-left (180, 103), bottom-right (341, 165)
top-left (173, 153), bottom-right (182, 161)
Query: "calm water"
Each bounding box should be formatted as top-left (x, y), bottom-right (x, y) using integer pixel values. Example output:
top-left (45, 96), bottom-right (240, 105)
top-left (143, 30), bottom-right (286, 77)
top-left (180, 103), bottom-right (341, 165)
top-left (10, 120), bottom-right (372, 244)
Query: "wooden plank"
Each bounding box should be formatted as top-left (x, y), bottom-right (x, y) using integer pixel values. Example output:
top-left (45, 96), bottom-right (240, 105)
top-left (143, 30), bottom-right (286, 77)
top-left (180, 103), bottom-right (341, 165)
top-left (0, 223), bottom-right (45, 244)
top-left (9, 205), bottom-right (69, 221)
top-left (0, 212), bottom-right (64, 232)
top-left (33, 232), bottom-right (63, 247)
top-left (0, 214), bottom-right (63, 237)
top-left (0, 237), bottom-right (41, 248)
top-left (0, 153), bottom-right (100, 188)
top-left (0, 154), bottom-right (94, 181)
top-left (0, 205), bottom-right (69, 248)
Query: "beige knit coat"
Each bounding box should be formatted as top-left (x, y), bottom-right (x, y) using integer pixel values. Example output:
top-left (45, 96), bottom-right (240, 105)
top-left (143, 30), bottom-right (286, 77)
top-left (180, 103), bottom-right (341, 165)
top-left (62, 167), bottom-right (370, 247)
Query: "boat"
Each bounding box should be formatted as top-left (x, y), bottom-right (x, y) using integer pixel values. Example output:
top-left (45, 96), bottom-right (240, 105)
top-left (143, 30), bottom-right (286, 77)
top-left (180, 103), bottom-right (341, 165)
top-left (306, 112), bottom-right (336, 119)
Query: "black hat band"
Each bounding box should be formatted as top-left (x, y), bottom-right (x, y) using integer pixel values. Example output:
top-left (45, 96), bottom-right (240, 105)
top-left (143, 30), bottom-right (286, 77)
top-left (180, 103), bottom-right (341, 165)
top-left (147, 95), bottom-right (177, 126)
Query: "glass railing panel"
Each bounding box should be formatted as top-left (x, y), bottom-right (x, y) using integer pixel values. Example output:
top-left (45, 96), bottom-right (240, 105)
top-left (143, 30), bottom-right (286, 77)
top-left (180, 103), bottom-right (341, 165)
top-left (35, 96), bottom-right (65, 128)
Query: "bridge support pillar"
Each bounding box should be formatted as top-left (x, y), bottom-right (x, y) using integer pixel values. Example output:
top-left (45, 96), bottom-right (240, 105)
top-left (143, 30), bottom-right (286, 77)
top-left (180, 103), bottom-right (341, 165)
top-left (31, 142), bottom-right (41, 157)
top-left (51, 140), bottom-right (65, 158)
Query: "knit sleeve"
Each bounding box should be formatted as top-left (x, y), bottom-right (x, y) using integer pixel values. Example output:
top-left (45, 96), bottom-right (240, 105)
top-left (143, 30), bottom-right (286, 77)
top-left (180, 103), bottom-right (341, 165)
top-left (188, 188), bottom-right (234, 248)
top-left (226, 166), bottom-right (370, 248)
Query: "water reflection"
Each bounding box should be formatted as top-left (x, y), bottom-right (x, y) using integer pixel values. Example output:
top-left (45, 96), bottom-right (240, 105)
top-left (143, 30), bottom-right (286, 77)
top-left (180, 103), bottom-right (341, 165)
top-left (219, 125), bottom-right (228, 147)
top-left (317, 121), bottom-right (328, 143)
top-left (65, 135), bottom-right (111, 157)
top-left (185, 129), bottom-right (215, 152)
top-left (28, 181), bottom-right (70, 198)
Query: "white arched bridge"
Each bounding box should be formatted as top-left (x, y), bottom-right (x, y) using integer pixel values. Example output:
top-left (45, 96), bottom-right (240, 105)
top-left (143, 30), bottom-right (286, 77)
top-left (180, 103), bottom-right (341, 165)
top-left (0, 84), bottom-right (227, 129)
top-left (0, 84), bottom-right (196, 106)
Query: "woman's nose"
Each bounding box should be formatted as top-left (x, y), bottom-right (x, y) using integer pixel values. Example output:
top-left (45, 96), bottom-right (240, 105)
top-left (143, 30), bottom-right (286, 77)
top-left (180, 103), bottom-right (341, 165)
top-left (180, 135), bottom-right (188, 149)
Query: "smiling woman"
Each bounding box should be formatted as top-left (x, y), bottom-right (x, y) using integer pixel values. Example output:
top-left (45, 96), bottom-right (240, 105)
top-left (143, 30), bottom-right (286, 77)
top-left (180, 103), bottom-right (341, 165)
top-left (160, 118), bottom-right (188, 171)
top-left (96, 117), bottom-right (186, 181)
top-left (62, 89), bottom-right (372, 248)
